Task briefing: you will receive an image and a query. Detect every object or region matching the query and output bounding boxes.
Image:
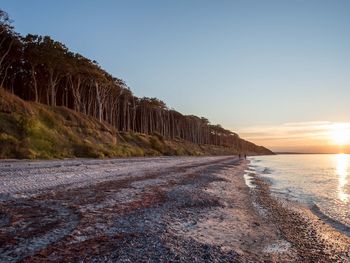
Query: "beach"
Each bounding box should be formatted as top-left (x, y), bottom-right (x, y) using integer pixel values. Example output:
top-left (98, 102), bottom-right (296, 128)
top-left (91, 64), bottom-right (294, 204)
top-left (0, 156), bottom-right (349, 262)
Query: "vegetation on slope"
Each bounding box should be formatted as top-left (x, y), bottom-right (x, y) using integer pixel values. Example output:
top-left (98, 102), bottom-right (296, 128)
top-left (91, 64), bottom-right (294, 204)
top-left (0, 9), bottom-right (273, 158)
top-left (0, 89), bottom-right (272, 159)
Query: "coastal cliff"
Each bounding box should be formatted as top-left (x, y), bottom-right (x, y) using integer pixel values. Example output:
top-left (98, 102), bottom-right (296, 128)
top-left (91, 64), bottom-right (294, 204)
top-left (0, 88), bottom-right (272, 159)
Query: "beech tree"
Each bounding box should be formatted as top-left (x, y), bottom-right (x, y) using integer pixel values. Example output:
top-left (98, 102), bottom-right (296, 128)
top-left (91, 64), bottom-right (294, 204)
top-left (0, 8), bottom-right (267, 154)
top-left (22, 34), bottom-right (42, 102)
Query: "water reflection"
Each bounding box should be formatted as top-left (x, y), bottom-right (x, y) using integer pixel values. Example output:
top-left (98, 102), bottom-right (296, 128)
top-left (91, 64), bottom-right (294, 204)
top-left (335, 154), bottom-right (349, 202)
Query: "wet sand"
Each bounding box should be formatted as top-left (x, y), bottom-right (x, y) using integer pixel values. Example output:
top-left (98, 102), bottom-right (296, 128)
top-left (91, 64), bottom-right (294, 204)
top-left (0, 156), bottom-right (349, 262)
top-left (252, 174), bottom-right (350, 262)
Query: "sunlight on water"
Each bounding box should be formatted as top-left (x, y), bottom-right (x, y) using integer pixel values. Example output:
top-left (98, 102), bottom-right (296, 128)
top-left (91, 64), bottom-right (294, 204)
top-left (335, 154), bottom-right (349, 202)
top-left (249, 154), bottom-right (350, 232)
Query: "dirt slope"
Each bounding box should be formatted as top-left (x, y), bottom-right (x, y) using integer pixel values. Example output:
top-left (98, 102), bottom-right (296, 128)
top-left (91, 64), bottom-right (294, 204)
top-left (0, 88), bottom-right (273, 159)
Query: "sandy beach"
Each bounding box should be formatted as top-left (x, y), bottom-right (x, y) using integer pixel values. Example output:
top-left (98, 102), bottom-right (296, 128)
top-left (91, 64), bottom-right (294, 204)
top-left (0, 156), bottom-right (349, 262)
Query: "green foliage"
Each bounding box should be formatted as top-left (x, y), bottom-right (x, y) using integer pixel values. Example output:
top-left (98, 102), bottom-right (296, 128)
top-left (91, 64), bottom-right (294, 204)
top-left (152, 132), bottom-right (165, 142)
top-left (149, 136), bottom-right (164, 153)
top-left (0, 89), bottom-right (266, 159)
top-left (0, 9), bottom-right (273, 156)
top-left (0, 133), bottom-right (19, 158)
top-left (17, 115), bottom-right (35, 137)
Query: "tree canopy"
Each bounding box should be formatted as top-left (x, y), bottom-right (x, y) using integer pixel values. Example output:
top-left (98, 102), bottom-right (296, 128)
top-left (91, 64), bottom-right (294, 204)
top-left (0, 9), bottom-right (266, 153)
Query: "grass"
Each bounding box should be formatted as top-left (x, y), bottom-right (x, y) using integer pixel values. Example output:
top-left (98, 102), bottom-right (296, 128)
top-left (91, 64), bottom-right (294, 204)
top-left (0, 88), bottom-right (241, 159)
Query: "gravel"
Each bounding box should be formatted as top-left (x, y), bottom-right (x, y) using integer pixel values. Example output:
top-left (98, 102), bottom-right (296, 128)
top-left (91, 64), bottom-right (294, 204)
top-left (1, 156), bottom-right (348, 262)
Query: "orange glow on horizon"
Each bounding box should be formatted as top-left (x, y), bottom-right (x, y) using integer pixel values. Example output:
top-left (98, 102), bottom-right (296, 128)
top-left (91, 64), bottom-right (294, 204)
top-left (237, 121), bottom-right (350, 153)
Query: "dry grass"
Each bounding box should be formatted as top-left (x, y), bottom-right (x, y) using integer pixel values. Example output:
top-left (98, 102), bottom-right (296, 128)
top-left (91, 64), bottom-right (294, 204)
top-left (0, 88), bottom-right (240, 159)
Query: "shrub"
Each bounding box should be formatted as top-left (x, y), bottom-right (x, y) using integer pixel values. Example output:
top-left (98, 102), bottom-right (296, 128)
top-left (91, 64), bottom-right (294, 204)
top-left (149, 136), bottom-right (165, 153)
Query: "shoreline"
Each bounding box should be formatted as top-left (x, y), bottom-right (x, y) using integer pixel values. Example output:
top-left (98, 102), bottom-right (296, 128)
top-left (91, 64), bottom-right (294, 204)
top-left (250, 165), bottom-right (350, 262)
top-left (0, 156), bottom-right (349, 261)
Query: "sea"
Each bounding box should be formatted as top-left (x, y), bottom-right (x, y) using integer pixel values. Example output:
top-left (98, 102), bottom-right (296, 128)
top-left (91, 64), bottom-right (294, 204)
top-left (248, 154), bottom-right (350, 235)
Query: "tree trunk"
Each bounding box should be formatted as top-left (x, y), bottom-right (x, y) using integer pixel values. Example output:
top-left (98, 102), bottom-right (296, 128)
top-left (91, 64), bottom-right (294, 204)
top-left (95, 81), bottom-right (103, 122)
top-left (30, 65), bottom-right (38, 102)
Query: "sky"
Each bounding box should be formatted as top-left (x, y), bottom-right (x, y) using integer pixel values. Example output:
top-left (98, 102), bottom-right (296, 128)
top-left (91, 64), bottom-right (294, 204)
top-left (2, 0), bottom-right (350, 152)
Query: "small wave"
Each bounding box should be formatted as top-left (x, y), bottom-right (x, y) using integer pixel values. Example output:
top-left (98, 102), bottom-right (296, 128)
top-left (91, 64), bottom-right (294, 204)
top-left (243, 173), bottom-right (256, 189)
top-left (250, 166), bottom-right (273, 175)
top-left (311, 203), bottom-right (350, 237)
top-left (262, 177), bottom-right (275, 185)
top-left (262, 167), bottom-right (273, 174)
top-left (245, 167), bottom-right (255, 172)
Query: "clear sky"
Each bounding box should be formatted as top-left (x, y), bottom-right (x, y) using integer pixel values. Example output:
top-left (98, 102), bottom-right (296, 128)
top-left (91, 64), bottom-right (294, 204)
top-left (2, 0), bottom-right (350, 152)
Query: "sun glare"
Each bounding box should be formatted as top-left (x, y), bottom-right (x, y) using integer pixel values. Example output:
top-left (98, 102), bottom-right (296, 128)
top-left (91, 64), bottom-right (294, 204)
top-left (335, 153), bottom-right (349, 202)
top-left (330, 127), bottom-right (350, 146)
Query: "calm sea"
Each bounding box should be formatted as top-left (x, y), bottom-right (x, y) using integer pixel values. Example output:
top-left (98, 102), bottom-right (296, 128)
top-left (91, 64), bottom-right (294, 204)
top-left (248, 154), bottom-right (350, 235)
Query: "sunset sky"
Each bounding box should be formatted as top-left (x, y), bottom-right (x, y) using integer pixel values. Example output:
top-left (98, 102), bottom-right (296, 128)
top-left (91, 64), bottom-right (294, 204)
top-left (3, 0), bottom-right (350, 153)
top-left (238, 121), bottom-right (350, 153)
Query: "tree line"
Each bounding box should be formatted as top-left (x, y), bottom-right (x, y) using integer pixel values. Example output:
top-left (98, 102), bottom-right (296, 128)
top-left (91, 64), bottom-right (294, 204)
top-left (0, 10), bottom-right (268, 154)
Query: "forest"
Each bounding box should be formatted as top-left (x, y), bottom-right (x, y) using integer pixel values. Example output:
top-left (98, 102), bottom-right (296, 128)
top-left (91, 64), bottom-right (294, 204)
top-left (0, 9), bottom-right (267, 154)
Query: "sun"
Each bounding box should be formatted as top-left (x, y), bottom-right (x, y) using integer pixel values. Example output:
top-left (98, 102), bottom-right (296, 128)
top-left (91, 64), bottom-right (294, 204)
top-left (330, 128), bottom-right (350, 146)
